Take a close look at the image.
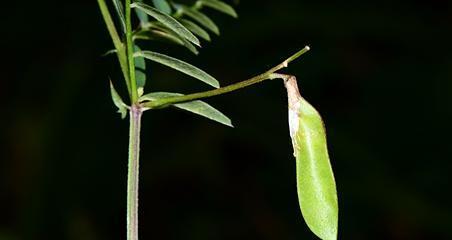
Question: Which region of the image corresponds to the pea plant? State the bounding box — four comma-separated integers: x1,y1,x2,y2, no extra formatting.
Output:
96,0,338,239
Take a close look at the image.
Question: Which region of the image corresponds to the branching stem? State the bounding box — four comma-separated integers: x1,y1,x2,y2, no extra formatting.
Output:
98,1,311,240
142,46,310,109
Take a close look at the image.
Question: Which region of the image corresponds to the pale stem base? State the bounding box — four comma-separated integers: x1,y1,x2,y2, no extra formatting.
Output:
127,105,142,240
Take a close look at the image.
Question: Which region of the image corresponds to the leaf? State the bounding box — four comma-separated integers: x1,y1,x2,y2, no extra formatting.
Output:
199,0,238,18
134,45,146,96
131,2,200,46
102,49,118,57
136,51,219,88
173,34,199,55
152,0,172,14
112,0,126,34
110,81,128,119
134,29,185,45
178,5,219,35
140,92,232,127
145,22,199,54
134,0,149,25
134,28,198,54
284,77,338,240
179,19,211,41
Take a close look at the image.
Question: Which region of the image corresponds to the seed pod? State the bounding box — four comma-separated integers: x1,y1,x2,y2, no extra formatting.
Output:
284,76,338,240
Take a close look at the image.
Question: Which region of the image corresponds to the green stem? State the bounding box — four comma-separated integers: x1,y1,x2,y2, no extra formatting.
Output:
126,0,138,103
127,105,142,240
143,46,310,109
96,0,131,97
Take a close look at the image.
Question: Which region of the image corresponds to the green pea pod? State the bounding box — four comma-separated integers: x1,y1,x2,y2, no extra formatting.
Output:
284,77,338,240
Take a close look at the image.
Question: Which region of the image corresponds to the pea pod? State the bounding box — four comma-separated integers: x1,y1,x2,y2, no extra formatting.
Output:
284,77,338,240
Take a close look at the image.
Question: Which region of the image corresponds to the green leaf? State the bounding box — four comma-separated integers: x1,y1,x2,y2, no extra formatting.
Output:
134,45,146,96
131,2,200,46
134,29,185,45
152,0,172,14
134,28,198,54
102,49,118,57
134,0,149,25
199,0,238,18
112,0,126,34
284,77,338,240
178,5,219,35
173,35,199,55
135,51,219,88
140,92,232,127
110,81,128,119
144,22,199,54
179,19,211,41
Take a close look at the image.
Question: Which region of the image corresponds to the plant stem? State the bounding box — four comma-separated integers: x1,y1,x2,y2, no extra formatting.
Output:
142,46,310,109
125,4,140,238
96,0,131,96
126,0,138,103
127,104,142,240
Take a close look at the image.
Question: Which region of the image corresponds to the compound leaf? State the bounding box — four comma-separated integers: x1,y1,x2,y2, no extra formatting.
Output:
135,51,219,88
140,92,232,127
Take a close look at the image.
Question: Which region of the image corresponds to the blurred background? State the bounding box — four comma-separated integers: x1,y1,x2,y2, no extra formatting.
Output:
1,0,451,239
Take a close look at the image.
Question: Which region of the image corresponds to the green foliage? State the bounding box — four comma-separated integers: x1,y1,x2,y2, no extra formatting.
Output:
112,0,126,33
134,28,185,45
285,77,338,240
143,22,200,54
110,81,128,119
176,4,220,35
119,0,239,105
105,0,235,104
97,0,131,94
123,0,239,103
98,1,338,239
134,45,146,96
131,2,200,46
198,0,238,18
179,19,211,41
135,51,219,88
102,48,118,56
140,92,232,127
134,0,149,25
152,0,172,14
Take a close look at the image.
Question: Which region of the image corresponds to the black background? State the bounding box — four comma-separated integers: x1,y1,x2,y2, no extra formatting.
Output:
1,0,452,239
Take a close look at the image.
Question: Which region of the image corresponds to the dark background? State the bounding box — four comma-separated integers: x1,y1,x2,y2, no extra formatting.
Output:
1,0,451,239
